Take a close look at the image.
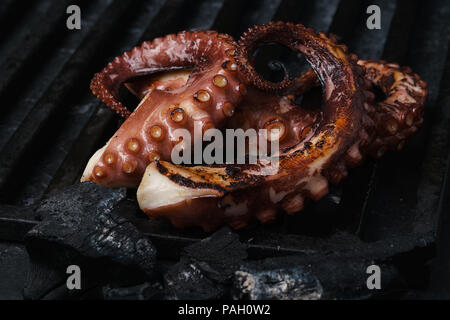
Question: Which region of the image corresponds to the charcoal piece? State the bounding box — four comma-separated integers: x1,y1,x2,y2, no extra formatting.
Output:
182,227,248,282
233,253,399,300
23,182,157,300
34,181,127,221
164,261,223,300
234,266,323,300
164,227,247,299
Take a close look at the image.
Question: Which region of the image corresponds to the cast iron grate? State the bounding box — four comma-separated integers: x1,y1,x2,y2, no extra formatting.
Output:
0,0,449,298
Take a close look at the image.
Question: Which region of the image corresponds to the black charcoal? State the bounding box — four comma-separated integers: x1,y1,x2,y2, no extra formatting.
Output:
164,227,247,299
234,252,400,300
23,182,157,299
234,265,323,300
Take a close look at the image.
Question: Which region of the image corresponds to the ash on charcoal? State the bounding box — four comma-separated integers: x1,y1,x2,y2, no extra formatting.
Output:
233,259,323,300
164,227,247,299
164,261,222,300
23,182,157,300
233,252,400,300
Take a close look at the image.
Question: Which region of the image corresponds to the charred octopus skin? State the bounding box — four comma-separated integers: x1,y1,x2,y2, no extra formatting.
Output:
82,31,244,188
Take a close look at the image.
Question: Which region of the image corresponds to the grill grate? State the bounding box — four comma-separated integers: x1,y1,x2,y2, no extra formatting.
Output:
0,0,449,297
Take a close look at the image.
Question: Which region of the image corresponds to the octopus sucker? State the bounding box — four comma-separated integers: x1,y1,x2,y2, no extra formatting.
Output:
82,22,427,231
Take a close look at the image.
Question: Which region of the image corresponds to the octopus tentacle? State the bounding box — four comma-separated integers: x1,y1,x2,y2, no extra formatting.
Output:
90,31,238,118
235,24,292,92
283,59,428,159
359,60,428,157
137,22,371,230
82,31,244,188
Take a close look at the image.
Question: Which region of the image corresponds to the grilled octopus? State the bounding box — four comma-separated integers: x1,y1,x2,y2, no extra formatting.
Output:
82,22,427,231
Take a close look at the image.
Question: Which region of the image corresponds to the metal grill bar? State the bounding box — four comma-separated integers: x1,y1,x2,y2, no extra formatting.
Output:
0,1,73,100
0,0,25,48
0,0,140,200
0,1,113,152
211,0,251,36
